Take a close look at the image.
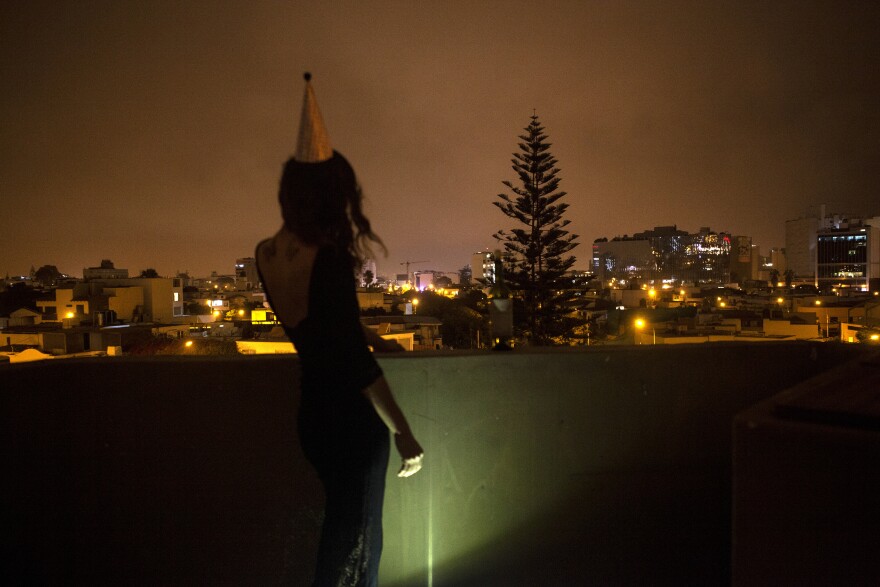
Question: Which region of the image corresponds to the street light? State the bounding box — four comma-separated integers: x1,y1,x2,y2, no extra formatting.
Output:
634,318,655,345
412,297,419,315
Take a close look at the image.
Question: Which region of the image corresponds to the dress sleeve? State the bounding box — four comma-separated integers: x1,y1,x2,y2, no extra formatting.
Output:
310,247,383,392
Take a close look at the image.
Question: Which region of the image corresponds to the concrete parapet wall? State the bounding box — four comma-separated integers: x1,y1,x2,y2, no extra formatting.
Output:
0,342,865,585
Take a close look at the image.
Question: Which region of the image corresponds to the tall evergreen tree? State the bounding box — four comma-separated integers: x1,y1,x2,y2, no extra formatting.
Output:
493,113,579,344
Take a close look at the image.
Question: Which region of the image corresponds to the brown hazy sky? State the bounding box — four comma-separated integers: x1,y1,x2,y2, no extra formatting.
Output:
2,1,878,278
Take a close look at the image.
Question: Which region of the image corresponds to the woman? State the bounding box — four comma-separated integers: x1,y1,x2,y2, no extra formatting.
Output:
256,74,423,586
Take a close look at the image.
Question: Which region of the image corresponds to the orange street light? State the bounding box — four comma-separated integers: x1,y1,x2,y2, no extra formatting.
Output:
634,318,655,345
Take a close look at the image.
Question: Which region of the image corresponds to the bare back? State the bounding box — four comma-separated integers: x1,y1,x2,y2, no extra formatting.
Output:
255,228,319,331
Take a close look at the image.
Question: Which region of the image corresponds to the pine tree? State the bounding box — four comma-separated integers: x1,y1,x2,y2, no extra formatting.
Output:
493,113,579,344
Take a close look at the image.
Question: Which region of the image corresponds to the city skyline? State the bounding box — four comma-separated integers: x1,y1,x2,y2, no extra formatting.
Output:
2,1,878,278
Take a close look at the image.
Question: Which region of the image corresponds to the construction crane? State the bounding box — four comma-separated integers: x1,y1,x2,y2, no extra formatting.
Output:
400,260,428,284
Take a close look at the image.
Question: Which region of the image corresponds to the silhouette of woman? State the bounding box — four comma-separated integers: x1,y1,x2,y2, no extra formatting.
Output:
256,73,423,586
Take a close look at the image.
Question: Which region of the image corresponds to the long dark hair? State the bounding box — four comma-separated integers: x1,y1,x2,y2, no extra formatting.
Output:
279,151,385,267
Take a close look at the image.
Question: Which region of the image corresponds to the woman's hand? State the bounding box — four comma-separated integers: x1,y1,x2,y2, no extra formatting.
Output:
361,376,423,477
395,432,424,478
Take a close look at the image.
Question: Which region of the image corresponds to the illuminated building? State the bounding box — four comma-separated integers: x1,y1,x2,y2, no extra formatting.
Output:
471,250,496,284
816,221,880,291
786,205,880,283
593,226,733,285
592,238,653,284
235,257,259,290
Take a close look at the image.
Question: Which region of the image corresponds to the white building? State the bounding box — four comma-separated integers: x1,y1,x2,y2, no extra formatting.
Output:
471,250,496,284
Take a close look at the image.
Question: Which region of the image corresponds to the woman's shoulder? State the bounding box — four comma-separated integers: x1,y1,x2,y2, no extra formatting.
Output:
256,230,322,283
255,236,274,264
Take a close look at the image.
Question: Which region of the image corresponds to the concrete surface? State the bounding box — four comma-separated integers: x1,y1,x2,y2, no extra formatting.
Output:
0,342,866,585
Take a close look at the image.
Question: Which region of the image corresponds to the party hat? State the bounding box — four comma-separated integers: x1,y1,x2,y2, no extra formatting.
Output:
294,72,333,163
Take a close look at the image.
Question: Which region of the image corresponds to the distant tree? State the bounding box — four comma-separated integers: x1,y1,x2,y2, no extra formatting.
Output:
34,265,62,286
139,268,160,278
493,113,580,344
458,266,472,286
783,269,794,289
457,288,487,313
410,290,486,349
769,268,780,288
225,295,256,320
363,269,374,287
434,275,453,288
699,294,711,311
0,282,41,315
856,327,880,344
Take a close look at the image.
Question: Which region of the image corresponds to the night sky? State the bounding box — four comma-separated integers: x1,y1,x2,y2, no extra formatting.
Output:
2,1,878,279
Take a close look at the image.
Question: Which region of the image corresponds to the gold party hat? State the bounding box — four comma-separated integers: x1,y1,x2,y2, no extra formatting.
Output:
294,72,333,163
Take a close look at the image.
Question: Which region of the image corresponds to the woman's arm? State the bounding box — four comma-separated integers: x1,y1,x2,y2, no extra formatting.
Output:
362,376,424,477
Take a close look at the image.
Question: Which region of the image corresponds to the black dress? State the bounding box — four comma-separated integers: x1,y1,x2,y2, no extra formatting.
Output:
258,243,390,587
